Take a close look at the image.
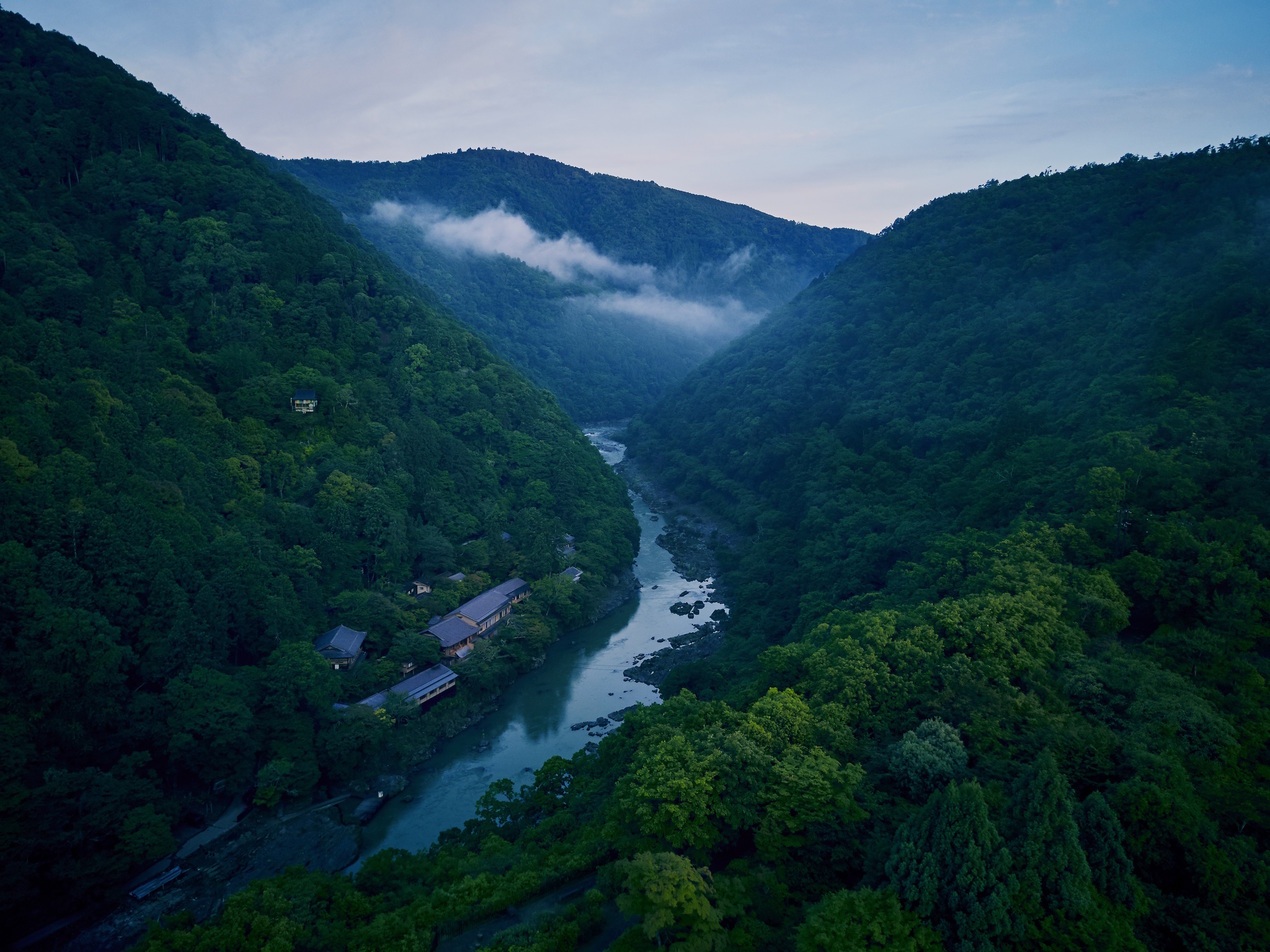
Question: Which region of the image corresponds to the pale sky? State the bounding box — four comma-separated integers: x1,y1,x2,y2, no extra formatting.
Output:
7,0,1268,231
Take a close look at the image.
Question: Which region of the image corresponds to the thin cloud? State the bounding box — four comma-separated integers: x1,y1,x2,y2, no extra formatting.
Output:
371,200,764,337
585,286,761,337
715,245,755,280
371,200,653,284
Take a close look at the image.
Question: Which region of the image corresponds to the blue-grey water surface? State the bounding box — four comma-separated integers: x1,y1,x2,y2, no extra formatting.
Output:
353,431,725,862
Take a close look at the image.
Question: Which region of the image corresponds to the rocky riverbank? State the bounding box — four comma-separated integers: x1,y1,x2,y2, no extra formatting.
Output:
612,452,739,687
614,456,739,585
622,619,726,687
587,563,640,622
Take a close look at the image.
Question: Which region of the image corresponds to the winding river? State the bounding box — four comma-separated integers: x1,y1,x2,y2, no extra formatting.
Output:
354,430,726,862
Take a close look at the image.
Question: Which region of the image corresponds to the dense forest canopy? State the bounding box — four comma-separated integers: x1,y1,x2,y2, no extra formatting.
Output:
276,152,868,419
143,141,1270,951
629,142,1270,645
5,8,1269,951
0,10,636,938
618,139,1270,947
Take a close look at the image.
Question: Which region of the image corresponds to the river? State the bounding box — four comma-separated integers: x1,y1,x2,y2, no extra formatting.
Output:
354,430,726,862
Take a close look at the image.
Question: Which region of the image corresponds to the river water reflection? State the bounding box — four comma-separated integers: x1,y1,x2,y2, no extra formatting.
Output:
354,431,725,862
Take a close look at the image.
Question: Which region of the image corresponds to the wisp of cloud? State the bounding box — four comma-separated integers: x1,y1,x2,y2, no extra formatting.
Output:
587,286,758,336
372,200,654,284
370,200,764,338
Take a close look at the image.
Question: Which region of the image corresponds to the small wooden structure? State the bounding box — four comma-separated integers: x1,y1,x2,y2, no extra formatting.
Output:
129,866,182,900
291,389,318,413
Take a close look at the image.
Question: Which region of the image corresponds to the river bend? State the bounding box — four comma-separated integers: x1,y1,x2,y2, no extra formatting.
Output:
355,431,726,861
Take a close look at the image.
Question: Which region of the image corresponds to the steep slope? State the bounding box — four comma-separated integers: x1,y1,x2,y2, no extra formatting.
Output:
628,143,1270,640
0,11,635,935
276,151,869,419
618,141,1270,944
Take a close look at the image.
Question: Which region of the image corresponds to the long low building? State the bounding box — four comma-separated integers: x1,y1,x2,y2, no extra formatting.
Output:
357,664,458,713
425,577,530,656
490,577,530,603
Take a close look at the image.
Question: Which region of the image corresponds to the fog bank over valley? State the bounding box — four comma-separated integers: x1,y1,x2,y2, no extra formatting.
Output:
371,199,764,338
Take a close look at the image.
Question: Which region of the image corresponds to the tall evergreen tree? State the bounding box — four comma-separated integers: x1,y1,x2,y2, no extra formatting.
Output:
886,780,1018,952
1076,792,1137,908
1008,749,1094,920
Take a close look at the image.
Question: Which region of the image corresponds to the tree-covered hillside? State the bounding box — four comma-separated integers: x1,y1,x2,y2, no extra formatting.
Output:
143,142,1270,951
629,143,1270,645
276,152,869,419
620,140,1270,946
0,10,636,937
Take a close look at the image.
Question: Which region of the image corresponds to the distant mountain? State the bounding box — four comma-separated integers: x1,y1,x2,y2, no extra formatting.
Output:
0,10,635,935
275,151,869,419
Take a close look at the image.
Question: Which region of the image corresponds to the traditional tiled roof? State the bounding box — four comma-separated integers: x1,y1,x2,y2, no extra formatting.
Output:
391,664,457,703
560,566,583,582
293,389,317,401
426,615,477,648
455,589,510,626
491,577,529,600
314,624,366,660
357,664,458,709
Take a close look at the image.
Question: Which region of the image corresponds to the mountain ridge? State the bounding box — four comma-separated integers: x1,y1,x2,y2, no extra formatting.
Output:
275,150,869,418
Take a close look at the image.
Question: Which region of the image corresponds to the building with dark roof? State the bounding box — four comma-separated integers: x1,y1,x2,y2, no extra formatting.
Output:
561,566,584,583
426,615,478,658
313,624,366,669
423,578,531,658
291,389,318,413
490,577,530,604
358,664,457,713
453,589,513,632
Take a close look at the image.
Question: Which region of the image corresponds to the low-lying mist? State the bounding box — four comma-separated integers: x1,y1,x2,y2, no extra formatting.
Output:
370,200,764,338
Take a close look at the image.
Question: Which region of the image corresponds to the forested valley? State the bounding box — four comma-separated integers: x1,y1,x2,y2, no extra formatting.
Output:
3,8,1269,952
277,152,868,420
0,11,636,940
136,141,1270,950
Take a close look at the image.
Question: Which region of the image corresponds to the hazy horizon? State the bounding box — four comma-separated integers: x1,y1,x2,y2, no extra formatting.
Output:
7,1,1267,232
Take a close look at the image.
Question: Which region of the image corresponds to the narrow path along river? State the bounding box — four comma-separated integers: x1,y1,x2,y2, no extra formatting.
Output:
353,430,726,863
